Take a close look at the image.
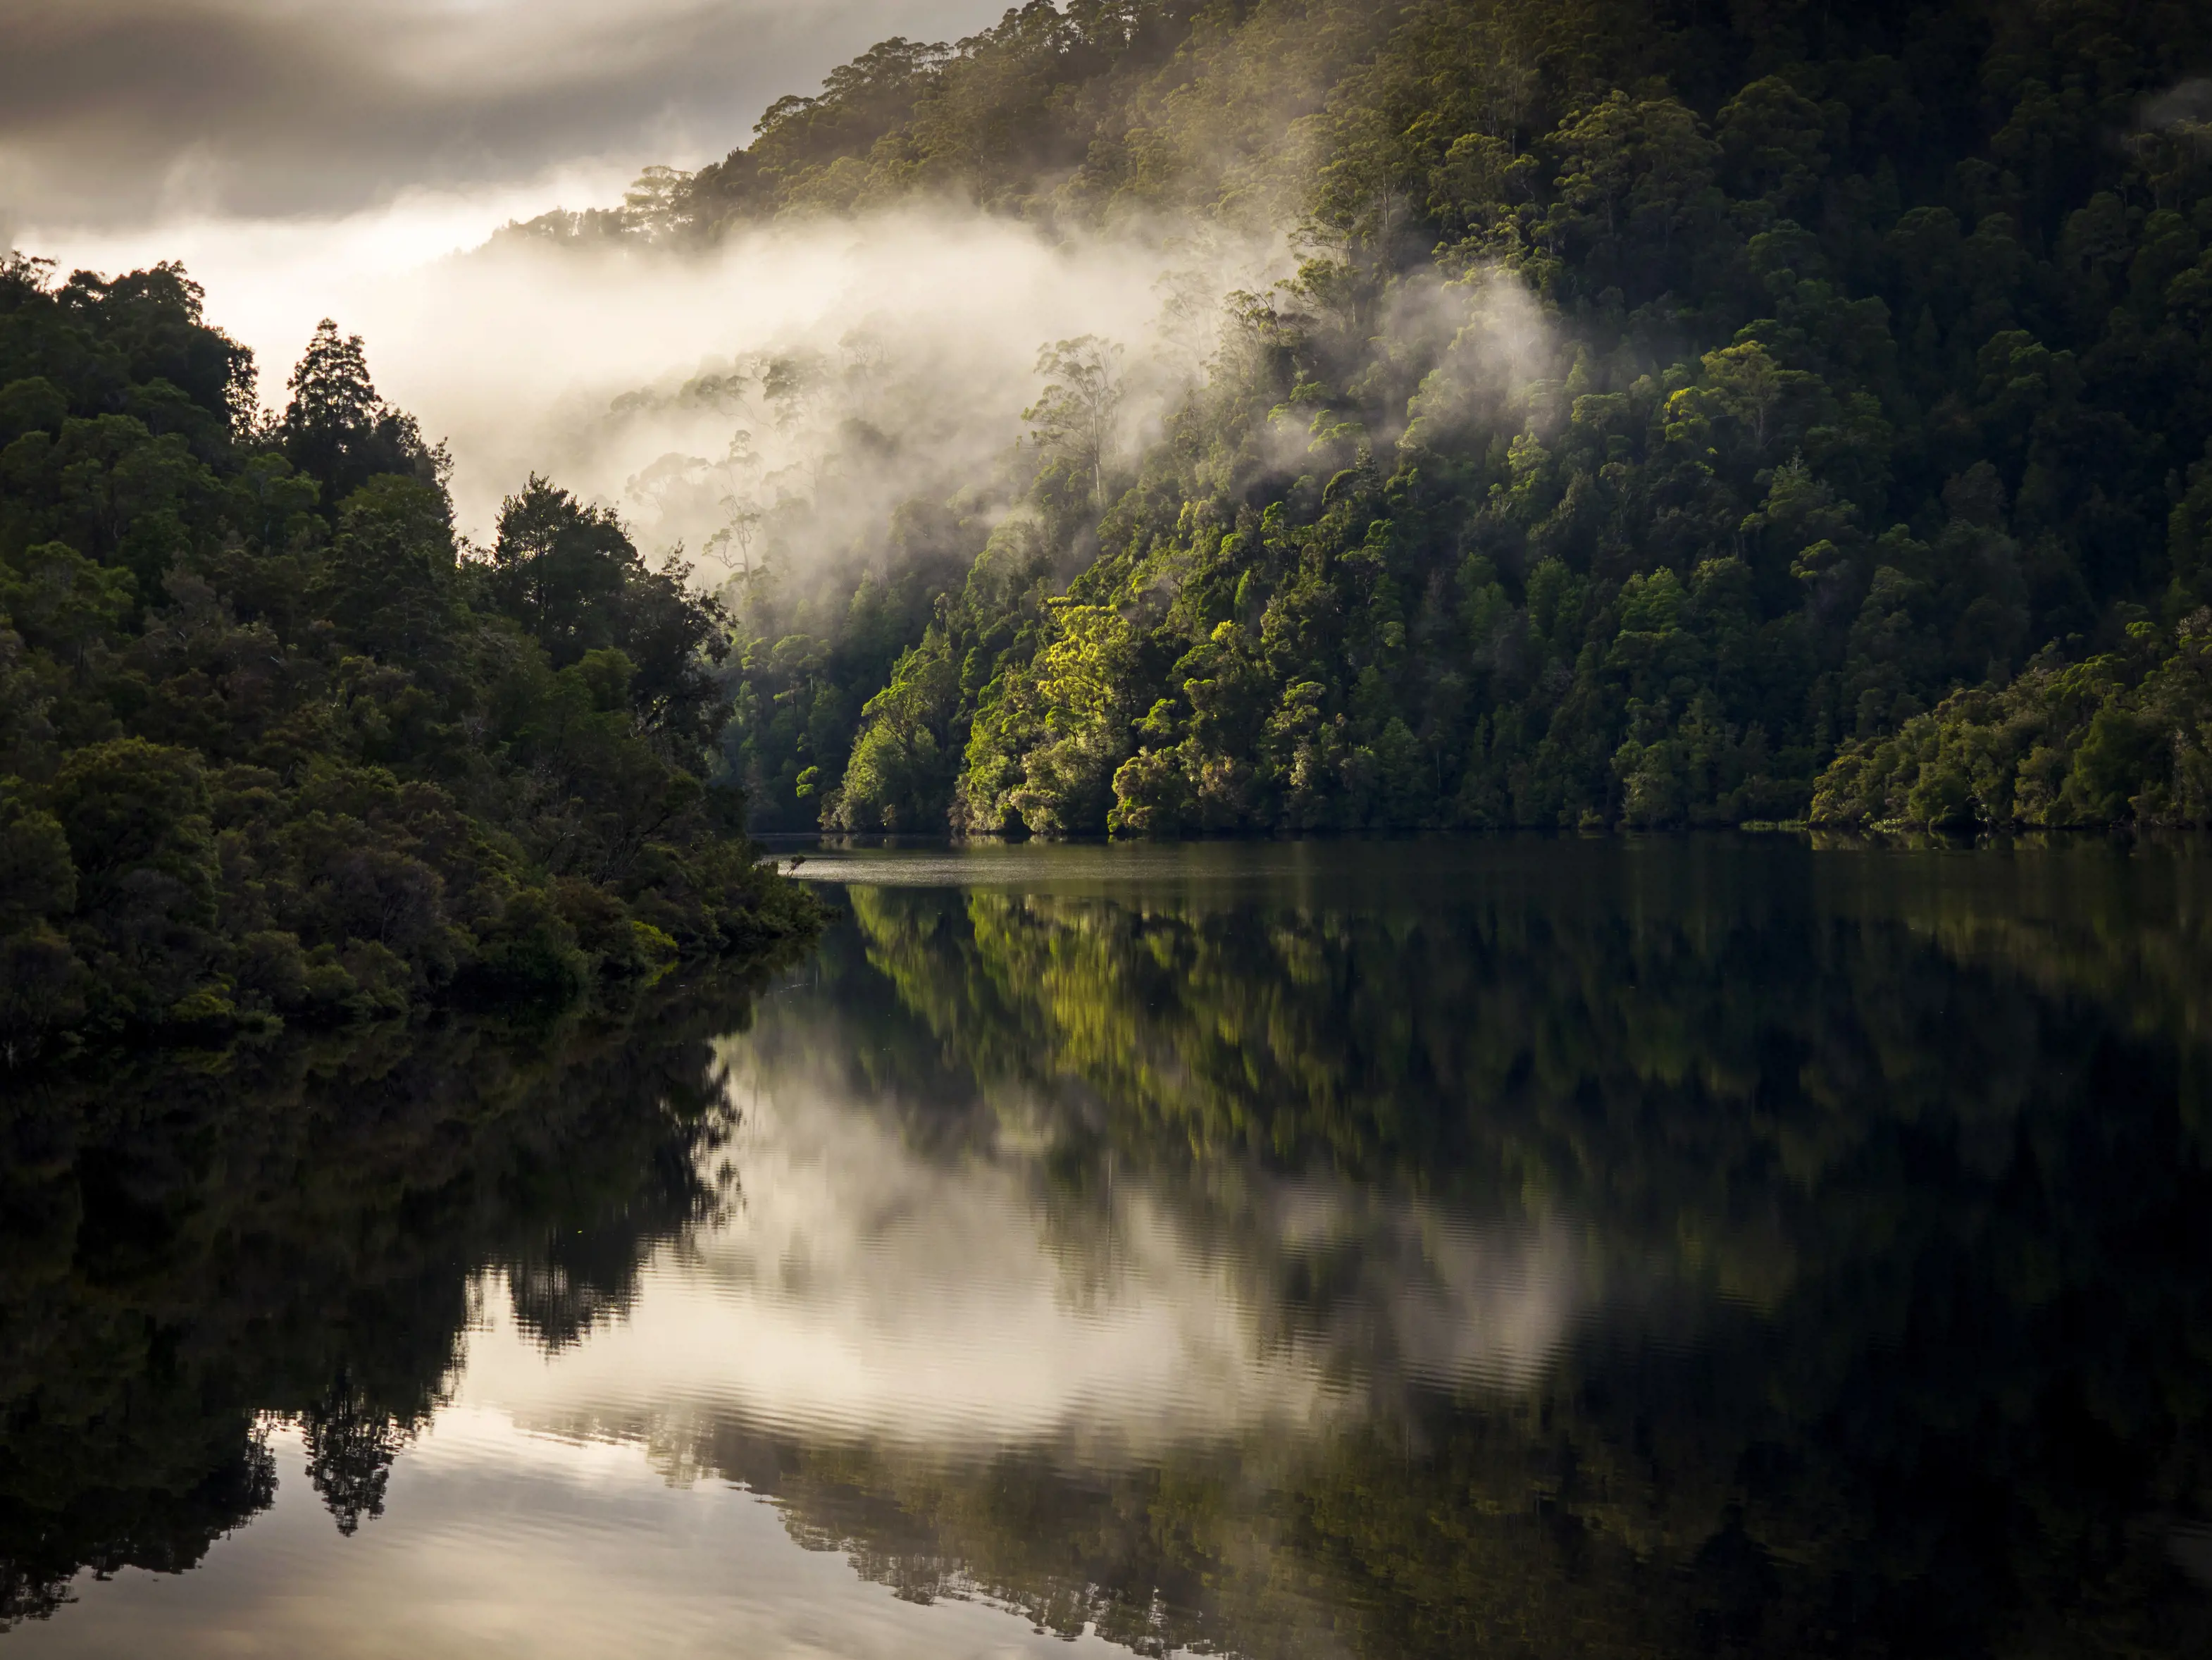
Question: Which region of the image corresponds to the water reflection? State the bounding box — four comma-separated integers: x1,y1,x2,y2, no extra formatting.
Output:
0,960,769,1634
4,838,2212,1656
476,1058,1599,1454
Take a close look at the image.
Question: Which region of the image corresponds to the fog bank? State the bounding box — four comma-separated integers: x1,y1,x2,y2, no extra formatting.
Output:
370,211,1278,556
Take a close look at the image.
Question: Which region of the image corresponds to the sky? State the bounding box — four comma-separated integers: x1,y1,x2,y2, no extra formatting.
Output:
0,1,1014,394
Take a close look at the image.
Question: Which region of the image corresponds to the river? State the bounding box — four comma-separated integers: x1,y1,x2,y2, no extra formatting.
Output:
5,836,2211,1656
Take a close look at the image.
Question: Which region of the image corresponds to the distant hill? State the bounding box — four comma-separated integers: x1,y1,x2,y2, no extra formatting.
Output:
513,0,2212,838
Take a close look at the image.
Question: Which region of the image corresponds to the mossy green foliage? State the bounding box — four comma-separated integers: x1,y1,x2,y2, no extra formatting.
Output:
0,263,816,1055
1813,610,2212,827
583,0,2212,836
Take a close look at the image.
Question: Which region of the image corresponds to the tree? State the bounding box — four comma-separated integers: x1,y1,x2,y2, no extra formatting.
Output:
1025,336,1125,516
485,476,731,749
319,475,463,667
485,476,638,663
280,320,444,507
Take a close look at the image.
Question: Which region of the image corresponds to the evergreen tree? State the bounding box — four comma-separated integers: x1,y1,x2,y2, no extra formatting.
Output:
280,319,443,507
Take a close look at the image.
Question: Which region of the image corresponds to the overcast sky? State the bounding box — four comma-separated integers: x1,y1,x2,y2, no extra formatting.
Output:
0,1,1017,411
0,0,1010,232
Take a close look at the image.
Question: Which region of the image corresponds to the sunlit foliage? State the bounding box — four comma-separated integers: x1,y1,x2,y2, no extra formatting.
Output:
622,0,2212,836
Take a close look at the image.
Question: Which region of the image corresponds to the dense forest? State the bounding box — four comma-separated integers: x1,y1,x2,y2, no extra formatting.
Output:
514,0,2212,837
10,0,2211,1052
0,259,817,1055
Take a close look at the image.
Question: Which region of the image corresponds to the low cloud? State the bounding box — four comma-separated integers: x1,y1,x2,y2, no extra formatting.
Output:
341,208,1279,556
2142,78,2212,131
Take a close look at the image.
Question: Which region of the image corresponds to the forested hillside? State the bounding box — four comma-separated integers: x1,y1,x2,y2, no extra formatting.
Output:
0,261,815,1055
542,0,2212,836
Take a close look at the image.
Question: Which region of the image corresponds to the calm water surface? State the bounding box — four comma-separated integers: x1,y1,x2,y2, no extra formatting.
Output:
6,838,2212,1656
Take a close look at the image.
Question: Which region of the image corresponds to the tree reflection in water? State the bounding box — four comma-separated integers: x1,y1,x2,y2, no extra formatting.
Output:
0,953,785,1626
2,838,2211,1657
738,838,2212,1658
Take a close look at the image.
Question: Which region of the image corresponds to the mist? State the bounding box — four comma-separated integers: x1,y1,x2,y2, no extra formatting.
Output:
20,196,1522,611
455,1003,1605,1468
328,209,1284,571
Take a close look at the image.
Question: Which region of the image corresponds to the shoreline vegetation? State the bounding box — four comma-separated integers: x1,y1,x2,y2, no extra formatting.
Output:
783,819,2212,846
509,0,2212,843
0,266,824,1062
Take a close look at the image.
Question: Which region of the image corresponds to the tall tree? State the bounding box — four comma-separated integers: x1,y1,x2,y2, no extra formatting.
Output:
280,319,443,507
